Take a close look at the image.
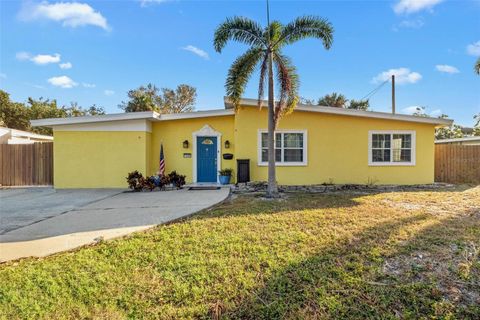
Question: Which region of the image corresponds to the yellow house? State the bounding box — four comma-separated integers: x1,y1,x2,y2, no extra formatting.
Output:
31,98,452,188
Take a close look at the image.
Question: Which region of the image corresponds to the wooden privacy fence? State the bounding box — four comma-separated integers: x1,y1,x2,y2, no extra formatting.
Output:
0,142,53,186
435,144,480,184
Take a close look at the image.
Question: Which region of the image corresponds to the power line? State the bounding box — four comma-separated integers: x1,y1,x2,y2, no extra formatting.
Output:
360,79,389,101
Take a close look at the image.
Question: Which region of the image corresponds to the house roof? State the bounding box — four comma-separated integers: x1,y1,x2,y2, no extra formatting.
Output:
435,136,480,144
31,97,453,128
229,98,453,126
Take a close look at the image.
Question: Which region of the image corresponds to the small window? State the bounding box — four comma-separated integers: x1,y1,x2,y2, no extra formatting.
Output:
259,131,307,166
369,131,415,166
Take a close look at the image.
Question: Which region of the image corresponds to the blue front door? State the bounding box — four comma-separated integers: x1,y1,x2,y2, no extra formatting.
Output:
197,136,217,182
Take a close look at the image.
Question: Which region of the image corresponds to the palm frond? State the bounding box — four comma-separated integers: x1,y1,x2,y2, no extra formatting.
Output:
273,52,299,124
214,17,266,52
475,57,480,75
264,21,283,45
275,16,333,49
257,54,269,108
226,48,265,109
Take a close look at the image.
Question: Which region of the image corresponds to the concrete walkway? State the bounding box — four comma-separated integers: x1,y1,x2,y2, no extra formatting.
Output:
0,188,230,262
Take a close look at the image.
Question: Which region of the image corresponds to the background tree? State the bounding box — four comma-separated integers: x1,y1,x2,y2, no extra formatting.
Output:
158,85,196,114
63,102,105,117
85,104,106,116
120,84,196,113
0,90,30,131
0,89,106,135
473,113,480,136
119,83,159,112
347,99,369,111
317,92,347,108
475,57,480,75
214,15,333,197
303,93,369,110
410,107,469,140
434,114,463,140
411,106,428,117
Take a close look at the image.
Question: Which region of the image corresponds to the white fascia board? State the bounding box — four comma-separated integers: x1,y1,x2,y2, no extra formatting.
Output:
30,109,233,128
157,109,234,121
31,111,159,127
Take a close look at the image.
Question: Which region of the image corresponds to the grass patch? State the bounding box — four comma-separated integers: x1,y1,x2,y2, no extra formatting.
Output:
1,186,479,319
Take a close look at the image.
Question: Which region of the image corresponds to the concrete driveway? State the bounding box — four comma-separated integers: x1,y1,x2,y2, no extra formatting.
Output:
0,187,230,262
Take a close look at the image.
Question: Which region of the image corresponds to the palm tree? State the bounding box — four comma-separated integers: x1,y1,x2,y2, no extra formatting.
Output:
475,57,480,75
214,16,333,197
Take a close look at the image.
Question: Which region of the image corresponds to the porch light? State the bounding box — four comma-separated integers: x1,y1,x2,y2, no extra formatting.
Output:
183,140,189,149
224,140,230,149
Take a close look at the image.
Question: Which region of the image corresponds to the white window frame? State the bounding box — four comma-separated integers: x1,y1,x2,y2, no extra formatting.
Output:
257,129,308,166
368,130,416,166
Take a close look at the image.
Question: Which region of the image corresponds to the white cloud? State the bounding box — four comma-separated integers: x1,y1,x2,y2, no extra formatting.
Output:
104,89,115,96
182,45,209,60
402,106,422,114
82,83,96,88
16,52,61,65
402,106,442,117
435,64,459,74
59,62,72,69
23,82,46,89
429,109,442,117
399,18,425,29
394,0,444,14
31,53,61,65
20,1,109,30
139,0,169,7
16,51,31,61
466,41,480,56
47,76,78,88
372,67,422,85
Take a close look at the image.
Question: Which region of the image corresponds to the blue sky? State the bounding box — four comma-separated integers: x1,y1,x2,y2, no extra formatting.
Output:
0,0,479,126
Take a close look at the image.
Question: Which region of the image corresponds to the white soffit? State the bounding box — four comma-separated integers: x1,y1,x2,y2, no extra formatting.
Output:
53,119,152,132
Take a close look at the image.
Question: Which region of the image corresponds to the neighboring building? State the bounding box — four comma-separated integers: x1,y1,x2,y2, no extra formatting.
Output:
0,127,53,144
31,98,452,188
435,136,480,146
460,126,474,136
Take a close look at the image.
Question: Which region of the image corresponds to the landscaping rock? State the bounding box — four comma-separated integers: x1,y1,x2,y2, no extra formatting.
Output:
233,181,456,194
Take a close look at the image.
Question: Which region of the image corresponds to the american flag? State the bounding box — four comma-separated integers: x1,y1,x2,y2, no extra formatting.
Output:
159,144,165,176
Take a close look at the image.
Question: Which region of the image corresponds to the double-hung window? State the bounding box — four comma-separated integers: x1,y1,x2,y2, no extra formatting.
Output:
258,130,307,166
368,131,415,166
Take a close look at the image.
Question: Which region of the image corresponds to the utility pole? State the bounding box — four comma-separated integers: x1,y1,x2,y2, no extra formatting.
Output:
266,0,270,28
391,74,396,114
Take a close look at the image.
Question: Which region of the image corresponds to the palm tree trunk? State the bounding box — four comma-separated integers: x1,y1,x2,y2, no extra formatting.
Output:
266,51,279,198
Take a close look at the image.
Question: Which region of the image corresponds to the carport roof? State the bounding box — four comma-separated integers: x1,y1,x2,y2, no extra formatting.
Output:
31,109,235,127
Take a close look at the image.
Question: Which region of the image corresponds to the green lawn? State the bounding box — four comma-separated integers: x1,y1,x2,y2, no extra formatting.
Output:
1,186,479,319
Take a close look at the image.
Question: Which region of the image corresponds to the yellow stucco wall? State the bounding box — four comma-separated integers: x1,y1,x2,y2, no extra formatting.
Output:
53,131,150,188
150,115,235,183
52,107,437,188
235,106,435,185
